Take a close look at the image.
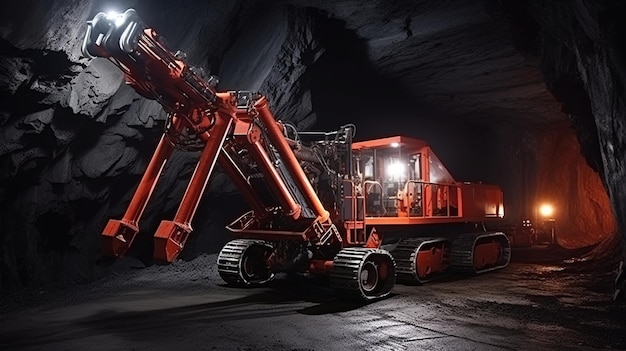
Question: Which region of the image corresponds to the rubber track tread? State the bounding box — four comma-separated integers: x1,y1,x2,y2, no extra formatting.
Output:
217,239,271,285
392,237,449,284
450,232,511,274
330,247,395,300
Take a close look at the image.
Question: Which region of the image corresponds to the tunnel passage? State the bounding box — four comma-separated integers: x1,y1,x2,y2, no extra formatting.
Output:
305,7,618,256
0,0,622,296
534,124,616,249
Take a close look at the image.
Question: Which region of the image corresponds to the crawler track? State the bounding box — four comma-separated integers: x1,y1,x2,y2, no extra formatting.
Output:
217,239,274,286
392,237,451,284
450,232,511,274
330,247,396,300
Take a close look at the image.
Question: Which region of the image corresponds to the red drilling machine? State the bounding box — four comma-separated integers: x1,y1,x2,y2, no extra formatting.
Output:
83,9,510,300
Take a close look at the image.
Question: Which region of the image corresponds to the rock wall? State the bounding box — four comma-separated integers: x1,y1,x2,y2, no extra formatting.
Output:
535,123,616,248
532,0,626,297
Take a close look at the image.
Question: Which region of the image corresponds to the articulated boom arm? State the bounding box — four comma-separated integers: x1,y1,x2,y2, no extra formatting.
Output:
83,9,335,262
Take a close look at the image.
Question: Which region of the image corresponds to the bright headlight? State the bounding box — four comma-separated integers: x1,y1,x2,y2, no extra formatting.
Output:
386,161,404,178
106,10,125,27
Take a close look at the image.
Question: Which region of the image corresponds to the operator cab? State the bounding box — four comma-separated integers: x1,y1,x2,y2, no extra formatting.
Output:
352,136,459,218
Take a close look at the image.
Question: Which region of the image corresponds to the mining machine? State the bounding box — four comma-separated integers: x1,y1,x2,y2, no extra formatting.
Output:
83,9,510,300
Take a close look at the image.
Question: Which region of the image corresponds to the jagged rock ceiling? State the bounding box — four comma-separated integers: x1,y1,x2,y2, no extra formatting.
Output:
296,0,565,128
0,0,624,296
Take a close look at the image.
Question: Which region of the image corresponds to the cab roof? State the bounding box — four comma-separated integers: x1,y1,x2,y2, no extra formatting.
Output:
352,136,428,151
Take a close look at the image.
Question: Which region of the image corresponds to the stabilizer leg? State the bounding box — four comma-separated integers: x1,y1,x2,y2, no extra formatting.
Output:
153,118,233,262
102,135,173,258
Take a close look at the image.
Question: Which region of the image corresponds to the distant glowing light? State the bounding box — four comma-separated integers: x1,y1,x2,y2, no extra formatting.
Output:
390,142,399,148
539,204,554,218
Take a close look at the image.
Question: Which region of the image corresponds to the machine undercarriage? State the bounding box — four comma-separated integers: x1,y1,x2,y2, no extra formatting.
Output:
83,8,511,301
215,230,510,300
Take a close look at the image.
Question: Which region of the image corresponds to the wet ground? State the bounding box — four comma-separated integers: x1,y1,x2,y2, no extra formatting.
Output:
1,246,625,350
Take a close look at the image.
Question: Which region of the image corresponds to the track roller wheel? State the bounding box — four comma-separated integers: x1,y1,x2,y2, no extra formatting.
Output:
217,239,274,286
450,232,511,274
391,237,451,284
330,247,396,301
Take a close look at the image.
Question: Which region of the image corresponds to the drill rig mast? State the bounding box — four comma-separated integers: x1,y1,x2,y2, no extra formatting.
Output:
83,9,509,300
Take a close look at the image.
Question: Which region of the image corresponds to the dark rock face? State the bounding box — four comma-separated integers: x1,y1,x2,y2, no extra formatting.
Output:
533,0,626,297
0,0,622,296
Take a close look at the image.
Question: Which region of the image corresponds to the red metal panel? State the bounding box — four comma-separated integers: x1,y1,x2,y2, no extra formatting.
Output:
460,183,504,218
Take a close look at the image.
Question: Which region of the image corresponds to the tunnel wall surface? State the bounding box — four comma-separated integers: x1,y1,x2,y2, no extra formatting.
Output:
535,123,616,249
532,1,626,291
